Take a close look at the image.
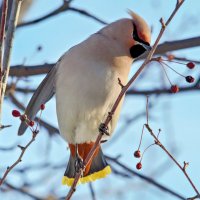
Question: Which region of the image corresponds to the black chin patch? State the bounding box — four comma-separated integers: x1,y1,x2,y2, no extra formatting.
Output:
130,44,146,58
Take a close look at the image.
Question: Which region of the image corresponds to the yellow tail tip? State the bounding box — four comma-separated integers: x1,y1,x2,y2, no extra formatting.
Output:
62,165,112,186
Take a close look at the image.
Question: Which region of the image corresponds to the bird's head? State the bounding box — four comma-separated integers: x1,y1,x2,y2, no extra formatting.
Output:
128,10,151,58
99,10,151,59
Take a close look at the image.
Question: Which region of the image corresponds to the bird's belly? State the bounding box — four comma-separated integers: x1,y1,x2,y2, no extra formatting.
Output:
56,64,122,144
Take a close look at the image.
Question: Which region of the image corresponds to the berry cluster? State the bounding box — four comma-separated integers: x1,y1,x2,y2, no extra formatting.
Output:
134,150,142,170
133,126,161,170
133,125,144,170
12,104,45,128
158,55,196,94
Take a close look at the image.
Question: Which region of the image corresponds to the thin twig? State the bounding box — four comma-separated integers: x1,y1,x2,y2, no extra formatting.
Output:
0,130,38,186
0,143,17,151
146,96,149,125
4,181,43,200
89,182,96,200
145,123,200,197
17,3,107,28
145,96,200,197
65,1,185,199
187,195,200,200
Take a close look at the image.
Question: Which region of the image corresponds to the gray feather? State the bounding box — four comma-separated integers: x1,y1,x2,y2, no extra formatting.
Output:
18,65,57,135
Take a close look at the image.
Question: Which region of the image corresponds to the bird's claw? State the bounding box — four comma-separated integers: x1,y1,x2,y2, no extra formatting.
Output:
99,123,110,136
74,156,85,174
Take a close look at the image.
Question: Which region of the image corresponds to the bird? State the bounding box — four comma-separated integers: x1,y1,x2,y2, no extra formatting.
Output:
18,10,151,186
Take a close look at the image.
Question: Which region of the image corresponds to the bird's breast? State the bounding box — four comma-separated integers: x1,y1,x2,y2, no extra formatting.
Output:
56,58,122,143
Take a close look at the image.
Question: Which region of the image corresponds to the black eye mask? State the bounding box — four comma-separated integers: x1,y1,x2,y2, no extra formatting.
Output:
130,44,146,58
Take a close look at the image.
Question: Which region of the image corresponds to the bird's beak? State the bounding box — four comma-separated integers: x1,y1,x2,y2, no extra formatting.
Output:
142,43,152,51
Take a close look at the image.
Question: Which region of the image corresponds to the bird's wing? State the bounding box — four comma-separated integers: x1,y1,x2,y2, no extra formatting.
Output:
18,64,57,135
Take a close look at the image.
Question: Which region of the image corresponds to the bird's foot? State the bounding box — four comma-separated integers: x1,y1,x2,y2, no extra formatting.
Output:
74,155,85,174
99,123,110,136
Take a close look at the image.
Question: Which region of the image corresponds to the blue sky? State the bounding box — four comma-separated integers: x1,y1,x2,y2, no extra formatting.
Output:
1,0,200,199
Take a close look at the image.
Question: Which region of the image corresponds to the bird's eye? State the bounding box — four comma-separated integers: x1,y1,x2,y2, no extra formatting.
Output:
129,44,146,58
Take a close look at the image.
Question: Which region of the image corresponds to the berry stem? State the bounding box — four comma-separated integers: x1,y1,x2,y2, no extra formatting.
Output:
35,110,42,132
161,61,185,77
137,124,145,150
159,62,173,86
140,143,156,163
146,96,149,125
162,59,186,65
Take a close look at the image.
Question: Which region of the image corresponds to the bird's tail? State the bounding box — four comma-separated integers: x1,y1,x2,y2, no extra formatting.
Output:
62,142,111,186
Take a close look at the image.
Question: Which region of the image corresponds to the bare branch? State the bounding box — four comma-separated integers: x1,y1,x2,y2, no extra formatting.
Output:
0,130,38,186
126,85,200,96
152,37,200,57
17,2,107,29
68,7,107,25
88,183,96,200
0,144,17,151
144,97,199,197
10,63,54,77
8,36,200,78
187,195,200,200
145,123,200,198
0,0,22,126
0,0,8,81
4,181,43,200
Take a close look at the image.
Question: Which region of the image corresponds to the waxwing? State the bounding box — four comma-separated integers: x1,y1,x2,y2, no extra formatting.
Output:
18,10,151,186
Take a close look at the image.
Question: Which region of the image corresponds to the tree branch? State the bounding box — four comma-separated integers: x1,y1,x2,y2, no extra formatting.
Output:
0,130,38,186
0,0,22,127
4,181,43,200
126,85,200,96
145,123,200,198
88,182,96,200
8,36,200,77
17,2,107,29
10,63,54,77
0,0,8,90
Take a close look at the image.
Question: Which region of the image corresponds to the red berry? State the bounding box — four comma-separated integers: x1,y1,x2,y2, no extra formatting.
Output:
40,104,45,110
136,162,142,170
185,76,194,83
134,150,141,158
171,85,179,93
186,62,195,69
29,121,34,127
167,54,175,61
12,110,21,117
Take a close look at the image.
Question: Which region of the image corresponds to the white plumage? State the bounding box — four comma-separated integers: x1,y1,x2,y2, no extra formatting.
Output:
56,28,133,143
